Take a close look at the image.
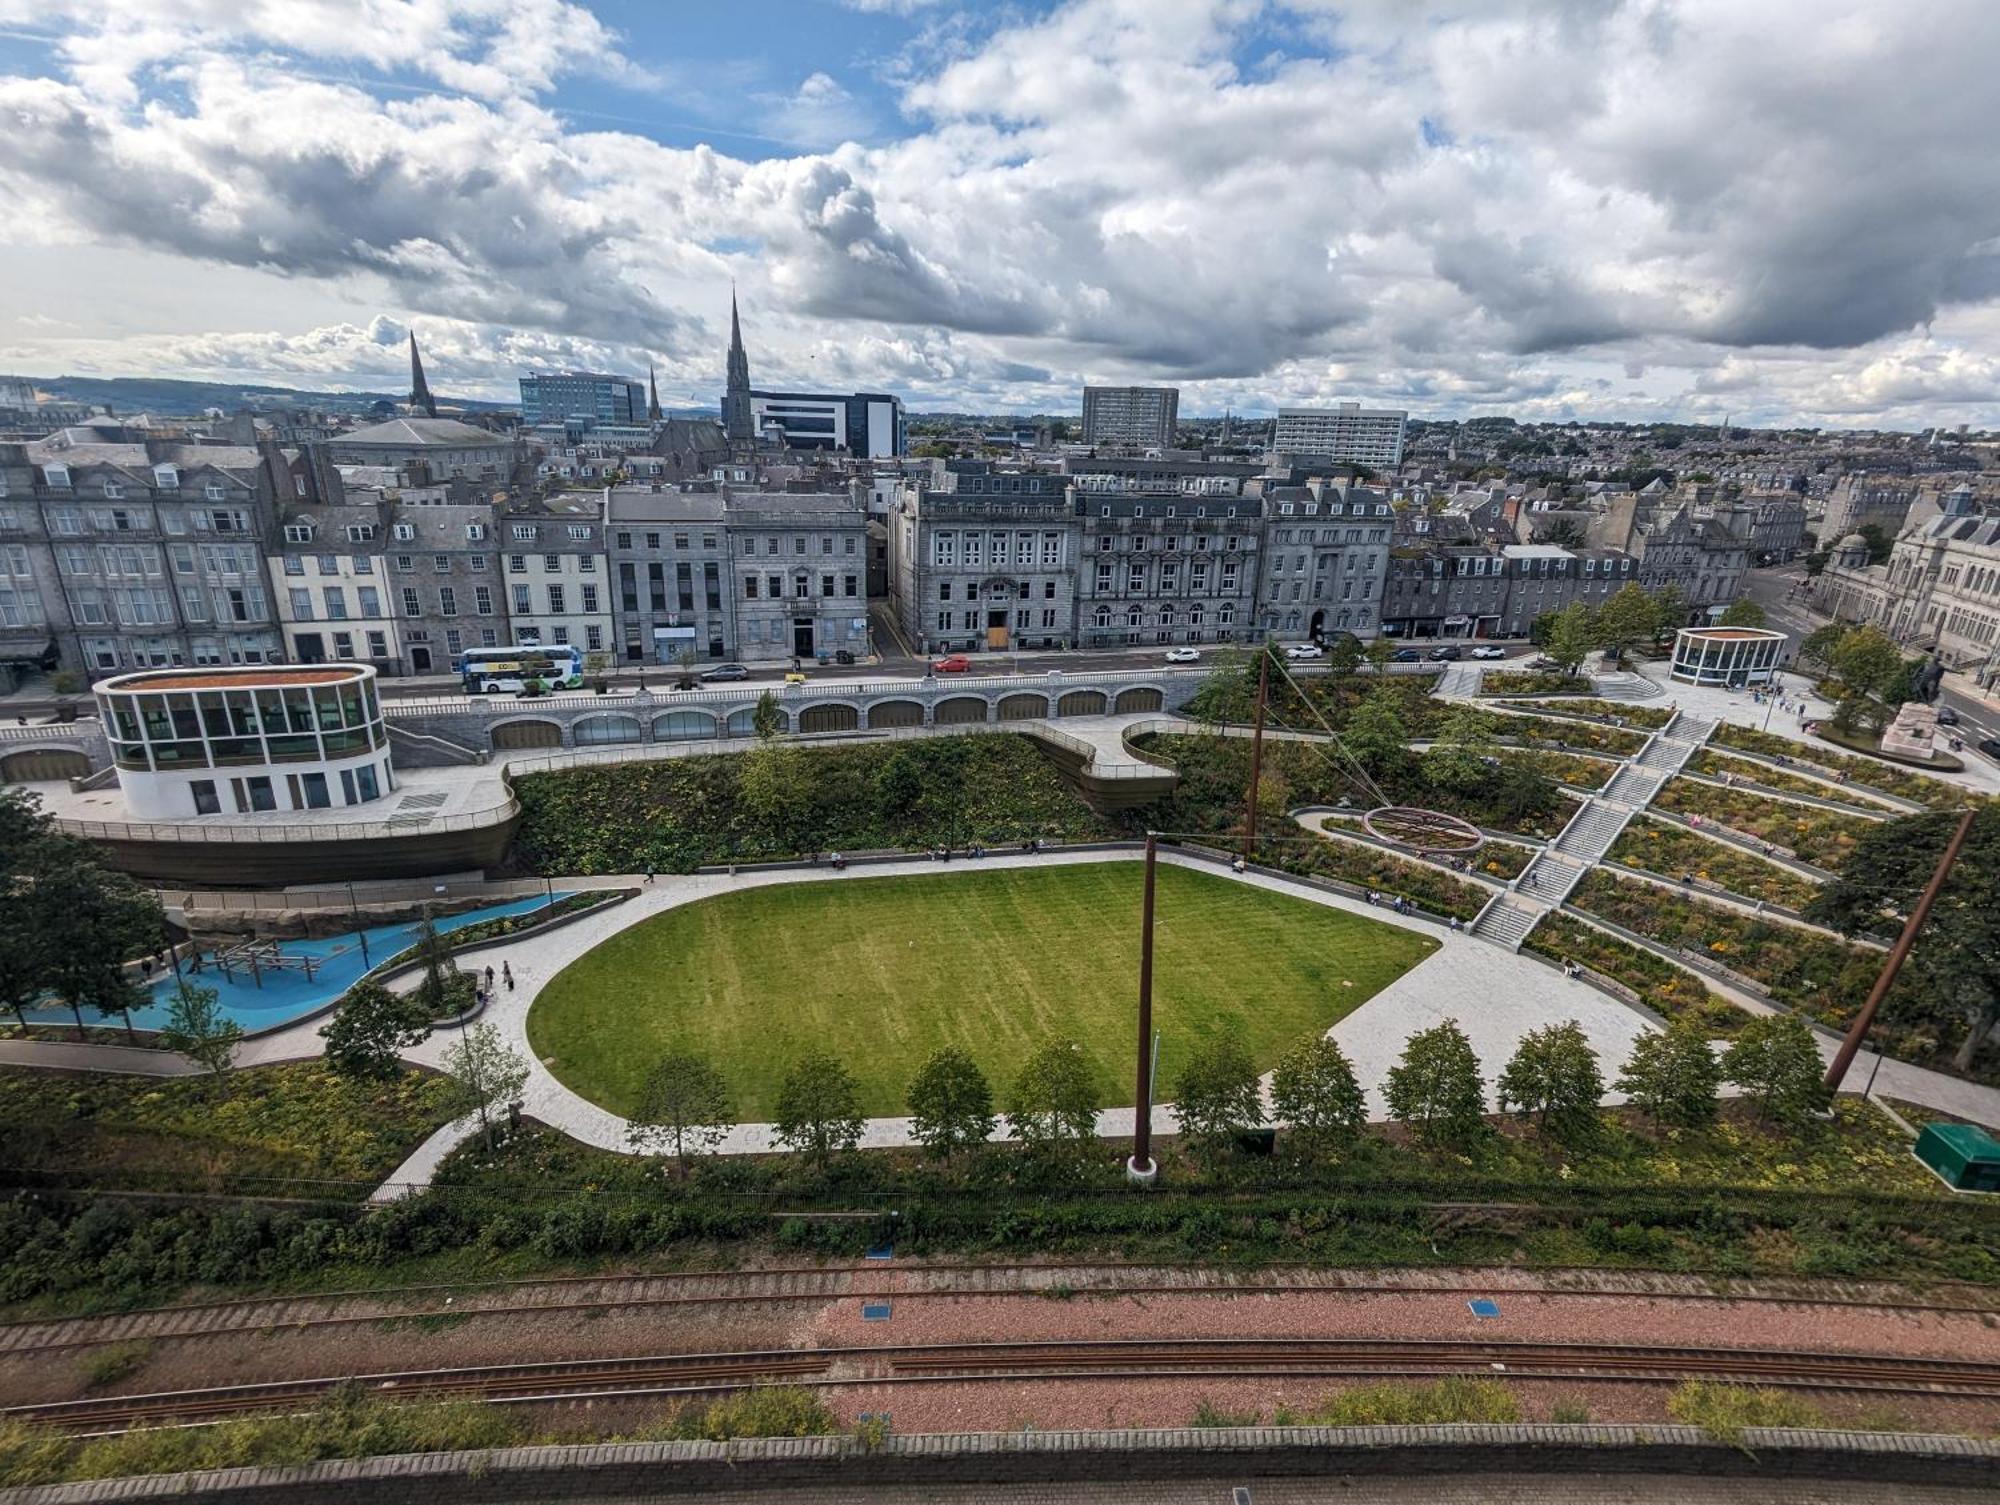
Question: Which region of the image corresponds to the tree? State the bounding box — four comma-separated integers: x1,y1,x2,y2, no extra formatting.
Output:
1806,808,2000,1071
1341,690,1412,782
1649,585,1689,639
1422,709,1499,795
905,1046,996,1160
1798,623,1848,673
27,842,162,1041
1721,1014,1826,1127
1594,583,1658,664
157,981,242,1076
751,689,784,742
321,980,435,1079
442,1022,530,1142
1006,1035,1101,1165
410,911,457,1017
1170,1038,1263,1159
1544,602,1595,676
772,1049,866,1165
1614,1017,1722,1130
1269,1032,1366,1158
1534,518,1585,548
1383,1019,1486,1146
1495,1020,1604,1144
1717,598,1767,629
1826,627,1905,733
673,646,699,690
1323,633,1364,677
627,1047,736,1175
1856,522,1894,564
1363,636,1396,674
737,742,811,849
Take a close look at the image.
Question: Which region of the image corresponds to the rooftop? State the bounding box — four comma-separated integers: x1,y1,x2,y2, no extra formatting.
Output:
101,665,367,694
333,418,509,447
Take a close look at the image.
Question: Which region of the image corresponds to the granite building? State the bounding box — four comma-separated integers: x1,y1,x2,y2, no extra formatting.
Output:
725,491,870,661
606,489,733,664
887,464,1078,655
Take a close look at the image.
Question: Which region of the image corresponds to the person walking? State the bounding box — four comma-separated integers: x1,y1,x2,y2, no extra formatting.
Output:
484,966,495,991
502,961,515,992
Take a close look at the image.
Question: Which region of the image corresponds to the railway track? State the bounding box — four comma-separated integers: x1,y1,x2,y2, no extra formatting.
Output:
4,1263,1995,1357
13,1337,2000,1433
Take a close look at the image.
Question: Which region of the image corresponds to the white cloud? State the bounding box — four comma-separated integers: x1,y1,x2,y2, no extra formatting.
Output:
2,0,1999,426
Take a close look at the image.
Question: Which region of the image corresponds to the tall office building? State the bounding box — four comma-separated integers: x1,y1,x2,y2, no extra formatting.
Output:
1273,404,1408,469
518,371,648,428
1082,386,1179,448
719,295,905,457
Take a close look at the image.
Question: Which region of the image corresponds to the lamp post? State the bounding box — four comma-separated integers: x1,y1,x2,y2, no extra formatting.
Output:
1127,832,1159,1185
347,880,370,966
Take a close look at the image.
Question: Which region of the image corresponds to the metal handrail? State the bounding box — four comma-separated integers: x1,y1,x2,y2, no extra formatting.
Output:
51,795,519,844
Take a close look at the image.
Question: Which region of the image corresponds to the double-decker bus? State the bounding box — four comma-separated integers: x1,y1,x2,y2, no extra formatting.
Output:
456,644,585,694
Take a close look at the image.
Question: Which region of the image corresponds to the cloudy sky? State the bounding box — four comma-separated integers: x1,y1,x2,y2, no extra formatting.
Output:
2,0,1998,427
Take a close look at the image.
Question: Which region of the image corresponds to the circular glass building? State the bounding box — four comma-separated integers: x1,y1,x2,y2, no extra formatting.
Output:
94,664,394,820
1669,626,1786,688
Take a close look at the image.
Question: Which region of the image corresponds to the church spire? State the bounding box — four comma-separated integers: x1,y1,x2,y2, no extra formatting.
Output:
722,285,754,442
647,362,663,422
407,330,437,419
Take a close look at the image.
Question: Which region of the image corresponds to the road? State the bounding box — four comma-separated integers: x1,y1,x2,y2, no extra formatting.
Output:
1744,564,2000,752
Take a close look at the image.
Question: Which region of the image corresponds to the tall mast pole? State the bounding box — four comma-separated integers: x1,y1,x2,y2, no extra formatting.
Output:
1243,649,1270,858
1824,807,1975,1093
1128,832,1159,1184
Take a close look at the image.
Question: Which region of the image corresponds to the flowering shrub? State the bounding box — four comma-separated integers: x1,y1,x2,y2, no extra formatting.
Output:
1479,670,1593,697
1262,831,1491,919
1688,750,1898,807
1494,697,1675,729
1603,818,1820,910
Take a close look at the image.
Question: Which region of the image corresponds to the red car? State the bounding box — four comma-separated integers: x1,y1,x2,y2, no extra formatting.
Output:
930,655,972,673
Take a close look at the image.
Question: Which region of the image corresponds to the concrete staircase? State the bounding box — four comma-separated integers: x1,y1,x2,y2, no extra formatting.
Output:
1604,764,1667,805
1553,797,1633,860
1518,849,1588,904
1435,662,1484,697
1469,893,1544,951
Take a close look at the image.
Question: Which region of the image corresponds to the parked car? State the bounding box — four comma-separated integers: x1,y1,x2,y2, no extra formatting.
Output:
930,655,972,673
1528,655,1561,671
1164,647,1201,663
1391,648,1422,662
1979,738,2000,761
833,649,856,665
1283,642,1323,660
1470,645,1507,659
700,663,750,682
1936,705,1960,726
783,671,808,685
1428,645,1463,661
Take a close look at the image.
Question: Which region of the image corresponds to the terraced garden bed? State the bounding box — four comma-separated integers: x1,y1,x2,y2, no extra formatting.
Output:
1478,670,1594,696
1493,697,1675,729
1650,779,1878,870
1710,724,1977,810
1523,911,1747,1036
1602,818,1821,910
1687,750,1901,808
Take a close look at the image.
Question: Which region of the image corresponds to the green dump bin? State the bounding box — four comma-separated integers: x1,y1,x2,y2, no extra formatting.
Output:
1914,1122,2000,1192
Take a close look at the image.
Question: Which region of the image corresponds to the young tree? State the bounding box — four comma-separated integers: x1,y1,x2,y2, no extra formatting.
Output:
1383,1019,1486,1147
751,689,784,742
1189,646,1257,721
1170,1038,1263,1159
1806,808,2000,1070
1826,627,1905,733
1422,709,1499,795
157,980,242,1076
1593,583,1658,665
1614,1016,1723,1130
1798,623,1849,674
1717,598,1767,629
410,911,457,1017
673,646,699,690
1495,1020,1604,1144
737,742,811,850
1649,585,1689,640
1323,633,1364,677
905,1046,996,1160
1721,1014,1827,1127
627,1047,736,1176
772,1049,866,1165
321,981,435,1079
1363,636,1396,674
1544,602,1596,676
1341,690,1412,782
1269,1032,1366,1158
1006,1035,1102,1165
442,1022,530,1142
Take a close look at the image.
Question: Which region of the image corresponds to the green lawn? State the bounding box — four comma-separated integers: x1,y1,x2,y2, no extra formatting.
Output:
528,862,1438,1119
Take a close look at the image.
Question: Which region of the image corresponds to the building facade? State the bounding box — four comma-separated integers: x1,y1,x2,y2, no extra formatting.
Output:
1256,483,1394,641
606,490,733,664
500,493,613,659
326,418,518,488
888,467,1078,656
1381,544,1639,638
1082,386,1179,449
383,502,505,675
724,492,870,661
269,495,400,671
1272,405,1409,470
1074,483,1263,649
517,371,647,428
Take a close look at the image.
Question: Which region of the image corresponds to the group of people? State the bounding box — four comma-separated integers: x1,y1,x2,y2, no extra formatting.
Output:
1363,889,1414,915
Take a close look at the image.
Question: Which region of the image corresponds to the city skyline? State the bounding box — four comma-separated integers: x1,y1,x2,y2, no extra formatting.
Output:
3,1,1999,429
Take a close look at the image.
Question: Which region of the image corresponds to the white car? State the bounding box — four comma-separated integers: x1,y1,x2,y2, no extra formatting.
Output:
1283,642,1323,660
1164,647,1201,663
1470,645,1508,659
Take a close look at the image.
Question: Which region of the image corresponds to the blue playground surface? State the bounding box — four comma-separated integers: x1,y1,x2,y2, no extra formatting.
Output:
26,893,572,1037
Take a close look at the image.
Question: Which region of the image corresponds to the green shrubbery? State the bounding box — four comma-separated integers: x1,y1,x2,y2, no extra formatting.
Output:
1479,670,1592,697
512,735,1110,874
1522,912,1747,1036
1711,724,1976,810
1650,779,1878,869
1604,818,1821,909
1493,698,1675,729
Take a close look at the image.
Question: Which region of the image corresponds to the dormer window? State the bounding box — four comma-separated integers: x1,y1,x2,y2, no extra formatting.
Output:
283,522,314,543
153,465,179,489
43,464,70,489
392,523,416,541
102,482,123,499
512,524,536,541
465,523,487,541
204,483,225,501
